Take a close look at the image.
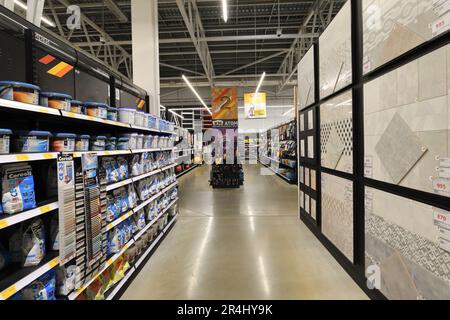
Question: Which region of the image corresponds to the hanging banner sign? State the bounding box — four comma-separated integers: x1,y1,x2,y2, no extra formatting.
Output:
211,87,238,121
244,92,267,119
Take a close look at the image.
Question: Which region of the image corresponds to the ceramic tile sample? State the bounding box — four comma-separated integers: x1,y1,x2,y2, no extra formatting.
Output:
308,136,315,159
311,199,317,220
300,114,305,132
311,170,317,191
366,187,450,300
320,1,352,98
322,173,354,262
321,91,353,173
308,110,314,130
298,46,315,110
375,113,428,184
363,0,449,74
364,44,450,194
305,194,310,214
300,140,305,157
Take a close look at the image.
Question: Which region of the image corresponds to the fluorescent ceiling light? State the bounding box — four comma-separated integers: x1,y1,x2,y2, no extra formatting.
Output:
182,75,213,115
169,109,184,119
282,108,295,116
14,0,55,27
255,72,266,94
222,0,228,22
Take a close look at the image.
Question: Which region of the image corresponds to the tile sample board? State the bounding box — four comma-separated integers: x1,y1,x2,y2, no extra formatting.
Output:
322,173,354,262
319,1,352,99
366,187,450,300
298,46,315,110
320,91,353,174
364,44,450,195
363,0,450,74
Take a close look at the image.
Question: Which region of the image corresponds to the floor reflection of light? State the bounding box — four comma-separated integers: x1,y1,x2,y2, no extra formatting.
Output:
249,216,255,233
258,255,270,296
187,217,214,298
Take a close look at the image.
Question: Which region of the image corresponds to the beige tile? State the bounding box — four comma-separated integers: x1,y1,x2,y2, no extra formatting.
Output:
397,59,419,106
419,47,447,100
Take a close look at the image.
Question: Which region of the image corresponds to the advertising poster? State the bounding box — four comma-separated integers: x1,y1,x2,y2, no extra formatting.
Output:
211,87,238,121
244,92,267,119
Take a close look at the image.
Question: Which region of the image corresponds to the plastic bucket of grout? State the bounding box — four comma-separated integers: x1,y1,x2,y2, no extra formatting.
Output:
117,137,130,150
70,100,84,114
106,137,117,151
51,133,76,152
0,128,12,154
85,102,108,119
40,92,72,111
0,81,40,105
136,134,144,150
12,130,52,153
148,114,157,129
90,135,107,151
75,134,90,152
107,107,118,122
118,107,136,125
143,135,153,149
121,133,138,150
134,110,145,127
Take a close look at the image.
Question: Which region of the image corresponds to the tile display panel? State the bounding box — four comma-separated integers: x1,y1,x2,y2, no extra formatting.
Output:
320,90,353,174
299,108,317,164
298,46,315,110
363,0,450,74
300,165,318,222
366,187,450,300
319,0,352,99
322,173,354,262
364,44,450,196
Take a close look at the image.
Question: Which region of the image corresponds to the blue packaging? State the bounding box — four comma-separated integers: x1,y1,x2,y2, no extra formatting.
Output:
2,164,37,214
22,270,56,300
12,131,51,153
105,137,117,151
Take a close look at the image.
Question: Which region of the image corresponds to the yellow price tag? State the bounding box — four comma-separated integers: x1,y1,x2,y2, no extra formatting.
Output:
39,205,51,214
1,285,17,300
43,153,54,160
38,107,49,114
48,258,59,269
0,219,9,229
16,155,29,161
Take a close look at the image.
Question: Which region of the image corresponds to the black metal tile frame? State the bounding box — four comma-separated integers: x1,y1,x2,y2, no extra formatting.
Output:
298,0,450,300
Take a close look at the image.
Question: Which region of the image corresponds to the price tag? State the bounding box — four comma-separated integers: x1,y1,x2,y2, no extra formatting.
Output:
0,219,9,229
48,258,59,269
16,155,29,161
1,285,17,300
43,153,55,160
39,205,51,213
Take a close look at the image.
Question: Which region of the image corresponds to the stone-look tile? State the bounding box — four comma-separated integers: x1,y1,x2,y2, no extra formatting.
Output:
362,0,439,73
366,189,450,300
365,44,450,195
319,1,352,99
401,130,447,194
298,46,315,110
397,59,419,106
380,252,420,300
419,47,447,100
321,173,354,262
321,91,353,174
375,113,427,184
369,187,438,242
379,69,398,110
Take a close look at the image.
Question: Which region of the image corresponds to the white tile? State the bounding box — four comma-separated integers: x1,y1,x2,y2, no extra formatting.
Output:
419,46,447,100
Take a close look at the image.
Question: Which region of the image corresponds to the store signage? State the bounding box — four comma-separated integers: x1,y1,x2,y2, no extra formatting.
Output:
244,92,267,119
211,87,238,120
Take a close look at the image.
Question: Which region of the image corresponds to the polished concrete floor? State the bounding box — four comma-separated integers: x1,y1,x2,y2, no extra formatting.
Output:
121,165,368,300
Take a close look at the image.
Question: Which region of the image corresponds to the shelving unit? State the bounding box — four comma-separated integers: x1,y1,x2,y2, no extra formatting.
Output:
259,119,298,184
0,6,181,301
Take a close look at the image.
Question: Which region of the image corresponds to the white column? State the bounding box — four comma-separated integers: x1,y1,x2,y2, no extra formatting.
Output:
26,0,45,27
131,0,160,116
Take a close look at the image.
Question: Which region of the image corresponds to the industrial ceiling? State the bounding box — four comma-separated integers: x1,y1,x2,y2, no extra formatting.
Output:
35,0,345,92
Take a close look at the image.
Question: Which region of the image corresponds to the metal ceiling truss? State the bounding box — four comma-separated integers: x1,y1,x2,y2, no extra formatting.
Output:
277,0,337,93
175,0,215,86
32,0,346,88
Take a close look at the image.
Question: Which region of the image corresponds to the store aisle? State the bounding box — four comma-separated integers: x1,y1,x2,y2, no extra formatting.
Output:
121,165,367,300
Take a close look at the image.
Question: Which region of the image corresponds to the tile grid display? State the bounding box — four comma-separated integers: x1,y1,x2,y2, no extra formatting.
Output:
298,0,450,300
